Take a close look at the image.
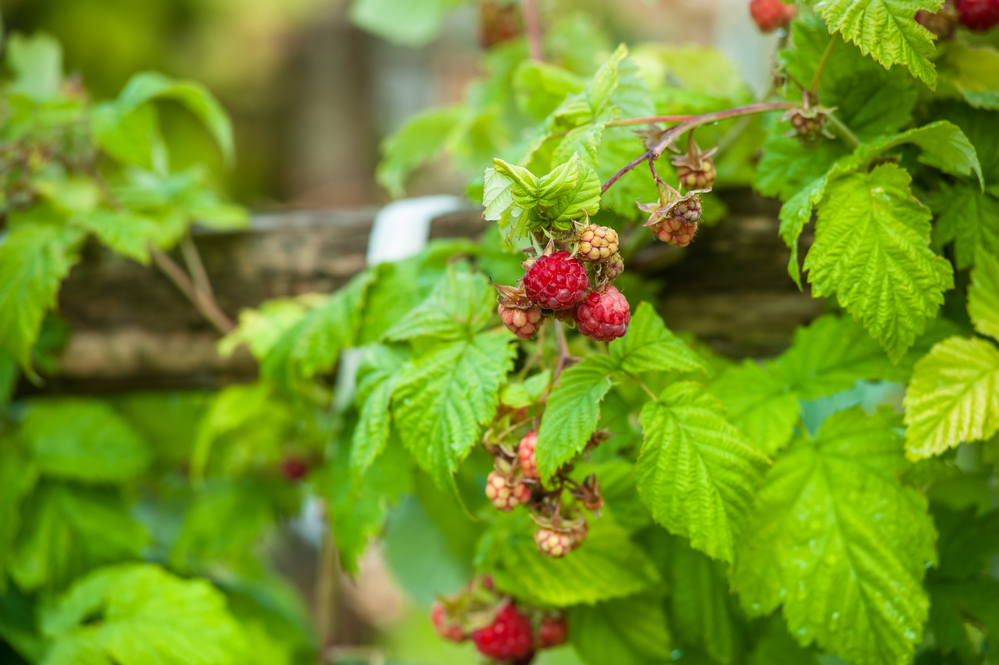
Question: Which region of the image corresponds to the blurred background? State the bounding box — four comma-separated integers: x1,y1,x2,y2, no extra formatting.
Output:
0,0,779,210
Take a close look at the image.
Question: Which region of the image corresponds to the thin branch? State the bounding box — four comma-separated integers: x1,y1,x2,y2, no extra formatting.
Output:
520,0,544,61
608,115,696,127
826,112,861,148
150,248,235,334
180,234,215,300
602,101,797,195
315,529,340,664
809,34,839,96
552,320,579,382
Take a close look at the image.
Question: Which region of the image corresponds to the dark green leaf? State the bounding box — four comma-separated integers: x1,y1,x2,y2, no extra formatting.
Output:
569,593,672,665
609,302,706,375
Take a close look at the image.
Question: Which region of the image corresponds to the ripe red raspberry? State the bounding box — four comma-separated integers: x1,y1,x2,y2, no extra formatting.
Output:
955,0,999,31
470,603,535,660
485,471,532,511
499,303,544,340
431,601,466,643
654,218,697,247
534,527,574,558
577,225,619,263
537,615,568,648
523,251,589,310
518,431,539,480
573,286,631,342
750,0,796,32
280,456,308,481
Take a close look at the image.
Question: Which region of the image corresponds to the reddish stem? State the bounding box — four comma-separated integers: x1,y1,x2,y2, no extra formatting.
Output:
601,102,797,195
520,0,544,61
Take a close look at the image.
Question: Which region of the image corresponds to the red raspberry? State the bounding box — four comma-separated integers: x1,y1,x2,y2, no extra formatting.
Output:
485,471,532,511
518,431,539,480
280,456,308,481
573,286,631,342
577,225,619,263
471,603,535,660
676,160,716,190
499,303,544,340
431,601,466,643
749,0,796,32
534,527,574,558
955,0,999,31
523,251,589,310
537,615,568,648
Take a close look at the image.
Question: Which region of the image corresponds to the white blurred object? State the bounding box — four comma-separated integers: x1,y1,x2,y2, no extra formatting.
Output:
715,0,782,97
365,194,466,265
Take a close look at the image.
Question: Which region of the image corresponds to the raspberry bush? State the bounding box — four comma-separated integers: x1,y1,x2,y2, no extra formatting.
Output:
2,2,999,665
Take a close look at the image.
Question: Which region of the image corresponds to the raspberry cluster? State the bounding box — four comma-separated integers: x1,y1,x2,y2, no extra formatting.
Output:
431,576,568,661
638,183,705,248
955,0,999,31
482,429,605,559
496,225,632,343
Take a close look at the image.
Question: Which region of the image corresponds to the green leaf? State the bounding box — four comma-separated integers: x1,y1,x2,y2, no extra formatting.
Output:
71,210,160,265
903,336,999,459
804,163,954,362
0,219,82,373
668,536,744,664
391,333,514,489
10,482,147,592
932,184,999,271
377,106,463,197
482,514,660,607
513,61,586,120
493,158,542,208
40,564,245,665
21,400,151,483
637,382,770,562
537,154,582,205
535,356,617,481
6,33,63,102
349,0,460,46
927,579,999,664
733,407,936,665
932,504,999,579
755,135,848,203
969,250,999,341
609,302,706,374
171,482,273,569
500,370,552,409
108,72,235,165
769,315,914,399
817,0,942,89
325,440,411,574
938,43,999,110
711,361,798,456
218,295,318,361
90,102,166,171
0,446,38,589
262,270,375,386
932,102,999,185
569,593,672,665
350,346,408,477
382,265,495,341
747,615,821,665
544,165,602,225
853,121,983,187
482,168,517,222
